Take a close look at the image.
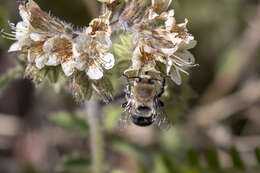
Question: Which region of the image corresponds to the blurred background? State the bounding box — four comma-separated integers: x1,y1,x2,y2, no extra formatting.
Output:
0,0,260,173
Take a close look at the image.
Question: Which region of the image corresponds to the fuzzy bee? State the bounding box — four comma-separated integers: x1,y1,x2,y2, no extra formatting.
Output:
120,74,171,129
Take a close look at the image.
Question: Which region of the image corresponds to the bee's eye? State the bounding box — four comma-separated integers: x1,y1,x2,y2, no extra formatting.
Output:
148,79,154,84
135,77,142,83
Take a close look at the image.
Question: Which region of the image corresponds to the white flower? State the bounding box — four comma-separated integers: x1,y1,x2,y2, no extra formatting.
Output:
42,36,76,76
86,65,104,80
35,55,48,69
72,37,115,79
97,0,117,3
86,10,112,37
8,21,30,52
124,41,161,76
61,60,75,77
103,53,115,70
71,11,114,80
149,0,173,20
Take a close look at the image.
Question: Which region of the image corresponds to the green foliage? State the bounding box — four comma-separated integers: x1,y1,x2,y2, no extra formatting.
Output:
48,109,260,173
187,149,200,168
229,147,245,170
92,75,114,103
0,66,23,94
71,71,93,101
111,169,126,173
22,163,41,173
204,148,221,170
113,34,134,62
110,139,150,162
58,153,91,173
49,111,89,138
103,104,122,131
255,148,260,165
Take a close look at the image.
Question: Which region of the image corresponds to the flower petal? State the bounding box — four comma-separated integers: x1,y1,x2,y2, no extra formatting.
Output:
19,5,30,24
30,33,46,42
166,59,173,74
86,65,103,80
8,41,20,52
61,60,75,76
74,57,86,71
102,53,115,70
148,9,159,20
15,22,29,40
165,17,176,31
174,50,195,65
170,67,182,85
45,54,60,66
35,55,48,69
160,47,178,56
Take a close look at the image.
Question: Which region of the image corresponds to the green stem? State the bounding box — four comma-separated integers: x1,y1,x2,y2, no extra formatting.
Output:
85,99,104,173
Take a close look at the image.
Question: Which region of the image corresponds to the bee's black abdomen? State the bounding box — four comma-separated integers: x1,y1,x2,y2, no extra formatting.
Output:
130,114,154,126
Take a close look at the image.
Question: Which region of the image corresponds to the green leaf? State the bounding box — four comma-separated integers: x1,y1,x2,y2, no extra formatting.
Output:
58,153,91,173
111,169,126,173
229,146,245,170
114,60,131,74
92,75,114,103
187,149,200,168
47,66,60,83
204,148,220,170
255,148,260,165
22,163,41,173
103,104,122,131
110,139,149,162
153,153,170,173
160,153,178,173
49,111,89,137
71,71,93,101
113,34,134,61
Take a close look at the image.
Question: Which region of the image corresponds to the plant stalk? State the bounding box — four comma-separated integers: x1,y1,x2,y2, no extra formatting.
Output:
85,99,104,173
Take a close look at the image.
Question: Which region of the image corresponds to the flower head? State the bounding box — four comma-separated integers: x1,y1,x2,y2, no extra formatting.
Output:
73,10,114,80
123,0,197,85
6,0,76,77
3,0,116,102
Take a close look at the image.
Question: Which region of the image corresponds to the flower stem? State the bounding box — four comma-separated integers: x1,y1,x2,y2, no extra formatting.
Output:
85,99,104,173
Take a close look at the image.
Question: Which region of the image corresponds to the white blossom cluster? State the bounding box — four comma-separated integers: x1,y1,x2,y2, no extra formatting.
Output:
122,0,197,85
7,0,114,80
3,0,197,101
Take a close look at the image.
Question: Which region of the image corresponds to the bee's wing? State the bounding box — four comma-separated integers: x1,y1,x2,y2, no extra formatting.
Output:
154,108,172,130
117,110,131,131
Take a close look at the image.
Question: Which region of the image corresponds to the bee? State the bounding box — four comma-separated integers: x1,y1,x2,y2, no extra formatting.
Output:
120,74,171,130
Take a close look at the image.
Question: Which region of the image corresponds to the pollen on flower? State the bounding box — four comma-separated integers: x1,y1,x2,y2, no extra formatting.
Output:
3,0,197,103
120,0,197,85
3,0,116,102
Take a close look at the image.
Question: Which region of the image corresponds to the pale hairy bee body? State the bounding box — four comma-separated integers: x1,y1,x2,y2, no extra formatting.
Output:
121,75,170,129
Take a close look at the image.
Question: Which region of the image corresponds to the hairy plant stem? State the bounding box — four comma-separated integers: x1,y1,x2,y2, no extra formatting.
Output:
85,100,104,173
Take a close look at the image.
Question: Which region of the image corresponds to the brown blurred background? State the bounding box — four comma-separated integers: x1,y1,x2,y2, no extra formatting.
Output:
0,0,260,173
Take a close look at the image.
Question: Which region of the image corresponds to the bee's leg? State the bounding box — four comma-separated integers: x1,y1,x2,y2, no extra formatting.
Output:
157,77,166,98
121,102,128,108
122,74,142,83
157,100,164,107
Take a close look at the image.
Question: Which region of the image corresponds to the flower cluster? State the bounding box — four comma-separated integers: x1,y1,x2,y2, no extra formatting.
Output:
121,0,197,85
4,0,115,101
3,0,197,102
